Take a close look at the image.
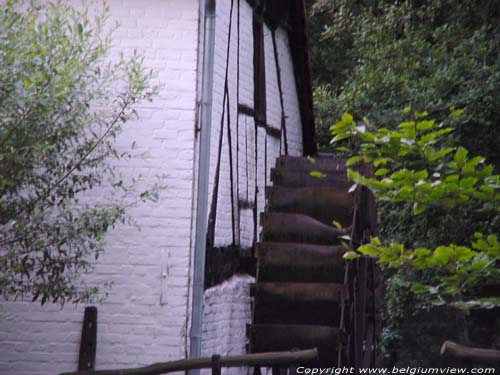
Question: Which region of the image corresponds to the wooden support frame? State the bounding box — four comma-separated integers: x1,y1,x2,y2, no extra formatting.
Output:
347,164,381,370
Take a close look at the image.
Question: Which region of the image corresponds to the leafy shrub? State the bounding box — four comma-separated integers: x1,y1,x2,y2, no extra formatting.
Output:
0,0,158,305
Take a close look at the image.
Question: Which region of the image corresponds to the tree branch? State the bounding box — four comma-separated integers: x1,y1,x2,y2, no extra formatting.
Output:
440,340,500,363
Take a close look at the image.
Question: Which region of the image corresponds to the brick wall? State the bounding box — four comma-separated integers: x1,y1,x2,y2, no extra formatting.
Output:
0,1,200,374
201,275,255,375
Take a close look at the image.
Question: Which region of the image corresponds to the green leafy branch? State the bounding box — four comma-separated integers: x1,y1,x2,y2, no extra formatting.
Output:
332,110,500,308
332,111,500,215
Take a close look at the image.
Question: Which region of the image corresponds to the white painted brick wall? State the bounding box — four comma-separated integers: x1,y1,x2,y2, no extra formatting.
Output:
0,1,200,374
201,275,254,375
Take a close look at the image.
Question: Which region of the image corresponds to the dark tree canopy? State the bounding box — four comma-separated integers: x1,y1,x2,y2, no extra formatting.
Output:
306,0,500,367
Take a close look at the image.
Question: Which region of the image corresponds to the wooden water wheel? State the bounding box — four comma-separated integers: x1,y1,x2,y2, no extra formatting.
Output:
247,155,382,369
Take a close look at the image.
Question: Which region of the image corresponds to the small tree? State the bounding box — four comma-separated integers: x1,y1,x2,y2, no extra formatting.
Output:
0,0,158,305
332,110,500,309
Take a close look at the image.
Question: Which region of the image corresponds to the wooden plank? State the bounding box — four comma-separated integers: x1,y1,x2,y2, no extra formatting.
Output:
78,306,97,371
261,212,350,245
266,186,353,226
354,259,368,371
362,323,374,368
276,156,347,172
256,242,345,283
248,324,341,366
270,168,349,188
251,282,347,326
251,282,347,302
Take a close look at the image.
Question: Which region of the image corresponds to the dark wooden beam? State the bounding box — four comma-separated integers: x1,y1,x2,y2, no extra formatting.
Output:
238,103,255,117
287,0,317,156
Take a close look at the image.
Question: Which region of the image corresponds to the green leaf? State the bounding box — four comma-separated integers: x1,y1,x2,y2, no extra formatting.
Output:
398,121,416,130
415,248,431,257
307,156,316,164
454,147,468,164
332,133,351,143
415,111,429,119
459,177,478,189
390,169,408,180
310,170,326,178
433,246,454,265
346,156,362,166
373,158,388,167
445,174,459,183
412,283,431,294
359,244,380,257
347,168,362,182
414,169,429,180
413,202,427,215
433,147,455,160
341,113,354,123
332,220,343,229
343,251,360,260
417,120,435,131
450,108,464,117
375,168,389,176
334,146,350,152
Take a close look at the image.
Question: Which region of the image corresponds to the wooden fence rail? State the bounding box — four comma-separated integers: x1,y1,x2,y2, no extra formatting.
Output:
60,348,318,375
441,341,500,363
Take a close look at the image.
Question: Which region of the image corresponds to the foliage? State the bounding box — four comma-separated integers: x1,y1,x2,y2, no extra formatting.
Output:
0,0,158,305
334,111,500,308
308,0,500,365
309,0,500,161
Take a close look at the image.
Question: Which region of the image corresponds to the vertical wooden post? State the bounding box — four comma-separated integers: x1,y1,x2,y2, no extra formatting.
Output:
78,306,97,371
211,355,221,375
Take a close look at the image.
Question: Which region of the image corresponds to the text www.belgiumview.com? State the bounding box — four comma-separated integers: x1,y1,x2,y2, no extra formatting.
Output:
296,367,496,375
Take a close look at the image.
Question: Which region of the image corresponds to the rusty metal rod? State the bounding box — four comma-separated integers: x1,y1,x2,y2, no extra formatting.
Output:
440,340,500,362
60,348,318,375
